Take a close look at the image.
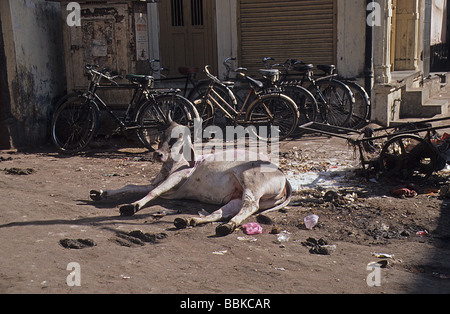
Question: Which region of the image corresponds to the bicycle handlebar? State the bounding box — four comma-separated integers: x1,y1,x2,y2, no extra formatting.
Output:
204,65,222,84
223,57,247,79
85,64,122,85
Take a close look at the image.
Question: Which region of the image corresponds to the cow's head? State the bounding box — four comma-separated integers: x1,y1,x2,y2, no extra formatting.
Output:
153,118,195,166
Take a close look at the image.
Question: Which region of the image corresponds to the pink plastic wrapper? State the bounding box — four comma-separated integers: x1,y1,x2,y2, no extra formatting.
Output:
242,222,263,235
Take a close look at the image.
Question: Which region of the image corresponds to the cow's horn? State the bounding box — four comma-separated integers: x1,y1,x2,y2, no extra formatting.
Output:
167,110,173,124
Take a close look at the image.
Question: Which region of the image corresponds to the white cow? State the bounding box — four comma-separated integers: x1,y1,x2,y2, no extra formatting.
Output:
90,120,292,236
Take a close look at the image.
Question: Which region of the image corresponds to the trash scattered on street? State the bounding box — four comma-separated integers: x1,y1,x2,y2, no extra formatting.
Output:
371,252,393,259
241,222,263,235
269,225,281,234
433,272,450,279
304,214,319,230
302,237,336,255
276,231,290,243
237,236,257,242
390,183,419,198
416,230,429,236
212,250,228,255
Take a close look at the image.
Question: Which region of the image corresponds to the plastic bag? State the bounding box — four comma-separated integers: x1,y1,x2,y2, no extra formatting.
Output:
241,222,263,235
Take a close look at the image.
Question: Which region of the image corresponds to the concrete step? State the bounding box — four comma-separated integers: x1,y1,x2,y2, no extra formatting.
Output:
399,73,448,119
400,89,445,118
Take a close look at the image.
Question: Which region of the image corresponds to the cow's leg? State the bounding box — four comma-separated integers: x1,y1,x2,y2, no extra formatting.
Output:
215,189,261,236
174,199,242,229
90,185,154,202
119,169,190,216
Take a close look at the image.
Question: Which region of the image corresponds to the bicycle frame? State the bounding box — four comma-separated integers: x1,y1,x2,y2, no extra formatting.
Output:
203,66,259,124
84,68,165,132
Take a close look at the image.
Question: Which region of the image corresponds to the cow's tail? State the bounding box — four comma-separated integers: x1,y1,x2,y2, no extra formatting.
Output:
261,179,293,214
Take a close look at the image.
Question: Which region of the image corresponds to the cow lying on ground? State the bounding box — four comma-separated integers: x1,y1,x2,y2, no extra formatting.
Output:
90,120,292,236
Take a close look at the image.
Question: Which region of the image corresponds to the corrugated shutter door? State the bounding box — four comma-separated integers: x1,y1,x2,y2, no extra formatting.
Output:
239,0,336,74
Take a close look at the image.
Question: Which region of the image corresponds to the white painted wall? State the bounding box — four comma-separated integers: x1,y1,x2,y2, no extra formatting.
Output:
336,0,367,79
215,0,239,79
0,0,66,148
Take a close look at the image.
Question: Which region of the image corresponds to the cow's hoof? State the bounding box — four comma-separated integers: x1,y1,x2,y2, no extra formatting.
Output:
215,223,236,237
90,190,103,201
174,218,196,229
120,204,138,217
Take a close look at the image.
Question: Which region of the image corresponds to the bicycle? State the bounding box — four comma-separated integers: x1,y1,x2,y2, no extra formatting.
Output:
229,58,318,128
191,58,318,132
148,59,211,102
51,64,199,154
193,65,299,141
263,57,355,128
316,65,371,129
187,57,248,106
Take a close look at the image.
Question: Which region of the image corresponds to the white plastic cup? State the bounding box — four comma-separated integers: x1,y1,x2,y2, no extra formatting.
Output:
304,214,319,230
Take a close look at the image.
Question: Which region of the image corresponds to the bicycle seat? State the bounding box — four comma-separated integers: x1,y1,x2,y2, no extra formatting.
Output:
258,69,280,83
258,69,279,77
126,74,154,84
317,64,336,74
245,76,264,90
178,66,200,76
293,64,314,72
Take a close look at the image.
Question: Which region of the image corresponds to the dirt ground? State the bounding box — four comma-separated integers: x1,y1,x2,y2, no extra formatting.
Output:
1,130,450,295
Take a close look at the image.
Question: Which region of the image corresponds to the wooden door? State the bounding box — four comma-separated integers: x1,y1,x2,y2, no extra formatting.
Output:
159,0,218,77
393,0,419,71
63,3,131,91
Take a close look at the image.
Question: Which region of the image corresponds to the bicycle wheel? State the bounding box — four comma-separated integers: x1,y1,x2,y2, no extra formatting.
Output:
188,81,235,107
192,82,237,130
51,93,99,154
280,85,318,126
345,81,370,129
136,94,198,150
245,93,299,141
193,98,215,129
312,79,354,127
380,134,436,183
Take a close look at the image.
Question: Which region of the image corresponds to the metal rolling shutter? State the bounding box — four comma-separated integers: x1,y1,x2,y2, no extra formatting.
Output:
239,0,336,74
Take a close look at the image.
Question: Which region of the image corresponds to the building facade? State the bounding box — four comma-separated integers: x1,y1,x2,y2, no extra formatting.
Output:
0,0,448,149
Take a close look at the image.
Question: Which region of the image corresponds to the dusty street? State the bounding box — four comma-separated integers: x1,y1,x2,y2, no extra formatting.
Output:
0,131,450,295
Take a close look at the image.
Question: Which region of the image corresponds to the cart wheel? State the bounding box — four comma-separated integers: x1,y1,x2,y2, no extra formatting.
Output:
379,134,436,183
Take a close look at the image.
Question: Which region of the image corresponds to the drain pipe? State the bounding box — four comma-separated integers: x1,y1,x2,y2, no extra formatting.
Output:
365,0,374,100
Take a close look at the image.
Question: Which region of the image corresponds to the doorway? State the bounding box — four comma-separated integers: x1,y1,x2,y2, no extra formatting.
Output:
390,0,420,71
158,0,218,77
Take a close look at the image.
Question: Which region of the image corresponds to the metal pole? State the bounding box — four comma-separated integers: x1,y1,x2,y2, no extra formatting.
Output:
364,0,374,100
